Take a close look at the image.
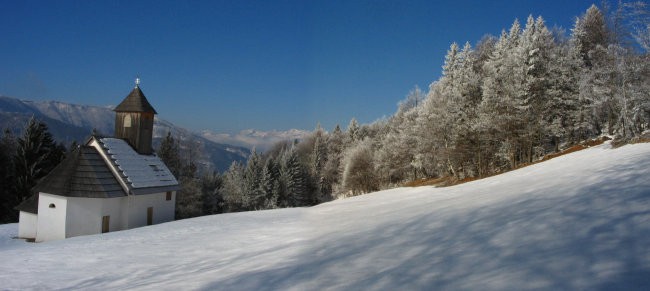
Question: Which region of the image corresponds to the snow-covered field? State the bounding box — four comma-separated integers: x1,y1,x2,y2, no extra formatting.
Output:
1,142,649,290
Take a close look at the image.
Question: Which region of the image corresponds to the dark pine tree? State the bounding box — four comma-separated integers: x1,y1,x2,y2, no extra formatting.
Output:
157,131,182,178
0,129,17,223
13,117,65,211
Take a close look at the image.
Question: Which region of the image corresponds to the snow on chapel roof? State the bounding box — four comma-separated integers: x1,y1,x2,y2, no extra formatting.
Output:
98,137,179,195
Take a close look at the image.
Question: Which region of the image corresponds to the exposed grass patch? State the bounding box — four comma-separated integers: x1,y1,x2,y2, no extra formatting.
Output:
404,136,616,188
403,176,451,187
612,131,650,148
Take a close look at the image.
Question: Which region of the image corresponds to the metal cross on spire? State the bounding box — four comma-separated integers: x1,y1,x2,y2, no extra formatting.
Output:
135,76,141,88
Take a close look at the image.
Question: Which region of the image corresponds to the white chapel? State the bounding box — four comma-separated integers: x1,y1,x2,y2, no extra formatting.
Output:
16,80,180,242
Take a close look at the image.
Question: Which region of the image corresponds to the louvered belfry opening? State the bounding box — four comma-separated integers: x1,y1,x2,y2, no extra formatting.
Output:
114,83,157,155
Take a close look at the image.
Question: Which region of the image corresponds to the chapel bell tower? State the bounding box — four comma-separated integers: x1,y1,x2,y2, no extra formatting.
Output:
114,78,157,155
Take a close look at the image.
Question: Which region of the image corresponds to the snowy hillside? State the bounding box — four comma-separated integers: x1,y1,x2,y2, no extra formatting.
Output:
1,142,649,290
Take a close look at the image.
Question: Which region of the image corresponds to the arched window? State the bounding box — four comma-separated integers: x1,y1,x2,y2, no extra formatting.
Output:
49,203,56,208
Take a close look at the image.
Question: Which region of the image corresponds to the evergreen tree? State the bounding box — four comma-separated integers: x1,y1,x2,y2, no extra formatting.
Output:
201,172,223,215
244,149,264,210
0,129,17,223
397,85,425,112
414,84,446,177
346,118,360,145
547,35,582,149
572,4,609,67
175,176,203,219
180,135,201,179
447,42,482,177
605,44,648,137
158,131,182,178
310,124,327,178
518,15,556,162
280,146,311,207
323,125,344,196
260,157,280,209
571,4,616,136
14,117,65,205
310,124,329,202
376,87,423,183
479,19,528,169
222,161,246,212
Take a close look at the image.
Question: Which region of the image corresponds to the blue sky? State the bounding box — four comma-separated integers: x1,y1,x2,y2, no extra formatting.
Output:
0,0,613,132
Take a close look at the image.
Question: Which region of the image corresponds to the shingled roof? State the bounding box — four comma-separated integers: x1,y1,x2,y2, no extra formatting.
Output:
15,145,125,214
14,194,38,214
114,85,157,114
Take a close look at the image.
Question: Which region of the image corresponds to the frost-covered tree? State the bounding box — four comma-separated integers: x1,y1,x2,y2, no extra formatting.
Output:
342,138,378,195
222,161,246,212
571,4,616,137
572,4,610,66
376,87,424,184
323,125,345,195
244,149,264,209
346,118,360,145
581,44,623,136
473,35,498,76
260,157,280,209
279,146,311,207
517,15,557,161
310,124,331,202
605,44,649,137
479,20,527,169
446,42,482,177
413,83,445,177
398,85,425,113
546,34,582,149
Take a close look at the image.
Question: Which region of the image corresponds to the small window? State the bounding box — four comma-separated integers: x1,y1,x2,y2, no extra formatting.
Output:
166,191,172,201
124,115,132,127
49,203,56,208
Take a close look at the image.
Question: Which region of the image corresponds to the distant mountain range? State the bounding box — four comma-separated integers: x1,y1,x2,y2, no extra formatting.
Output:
201,128,311,152
0,95,249,172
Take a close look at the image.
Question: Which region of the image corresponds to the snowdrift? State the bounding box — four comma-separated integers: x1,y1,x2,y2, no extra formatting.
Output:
1,142,649,290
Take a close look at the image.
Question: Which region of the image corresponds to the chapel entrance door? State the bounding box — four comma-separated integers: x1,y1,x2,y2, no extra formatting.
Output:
147,207,153,225
102,216,110,233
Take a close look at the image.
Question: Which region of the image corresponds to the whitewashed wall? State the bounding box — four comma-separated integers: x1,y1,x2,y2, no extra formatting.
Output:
32,191,176,242
65,192,176,239
18,212,37,239
127,192,176,228
36,193,68,242
65,196,125,238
